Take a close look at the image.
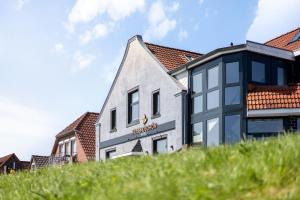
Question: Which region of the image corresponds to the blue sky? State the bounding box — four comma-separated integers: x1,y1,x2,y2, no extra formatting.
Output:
0,0,299,161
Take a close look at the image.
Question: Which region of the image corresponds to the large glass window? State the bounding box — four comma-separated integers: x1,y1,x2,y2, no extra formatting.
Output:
225,115,241,144
192,122,203,144
207,90,219,110
153,138,168,154
152,91,160,116
225,86,240,105
207,118,219,146
226,62,239,84
208,66,219,89
277,67,286,86
192,72,203,114
128,89,139,124
252,61,265,83
248,119,283,133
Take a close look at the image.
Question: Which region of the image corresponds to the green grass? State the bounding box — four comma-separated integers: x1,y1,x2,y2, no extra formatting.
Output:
1,134,300,200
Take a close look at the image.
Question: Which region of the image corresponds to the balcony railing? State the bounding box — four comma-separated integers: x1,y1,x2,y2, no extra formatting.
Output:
48,154,77,166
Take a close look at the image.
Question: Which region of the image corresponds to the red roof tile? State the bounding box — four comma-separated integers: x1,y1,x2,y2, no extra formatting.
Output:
265,28,300,51
145,43,202,71
53,112,99,161
247,84,300,110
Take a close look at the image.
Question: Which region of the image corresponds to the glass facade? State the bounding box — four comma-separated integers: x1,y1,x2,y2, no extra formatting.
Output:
192,122,203,143
251,61,265,83
225,86,240,105
207,118,219,146
225,115,240,144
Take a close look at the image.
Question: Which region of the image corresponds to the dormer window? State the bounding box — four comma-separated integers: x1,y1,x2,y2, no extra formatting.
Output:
289,31,300,44
185,55,193,61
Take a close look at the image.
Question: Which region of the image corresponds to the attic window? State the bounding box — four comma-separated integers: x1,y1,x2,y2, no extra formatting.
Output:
290,31,300,44
185,55,194,61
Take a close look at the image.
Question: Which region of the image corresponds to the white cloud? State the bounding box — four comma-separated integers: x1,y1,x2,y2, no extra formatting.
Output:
0,97,56,160
73,51,95,71
80,23,113,45
67,0,145,31
247,0,300,42
178,29,188,41
144,1,177,41
16,0,28,11
53,43,64,53
169,2,179,12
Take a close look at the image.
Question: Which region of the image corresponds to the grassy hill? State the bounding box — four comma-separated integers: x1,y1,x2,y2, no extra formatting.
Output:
1,134,300,200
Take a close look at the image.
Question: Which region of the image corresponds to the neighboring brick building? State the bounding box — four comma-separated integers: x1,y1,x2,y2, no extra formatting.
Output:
51,112,99,163
0,154,29,174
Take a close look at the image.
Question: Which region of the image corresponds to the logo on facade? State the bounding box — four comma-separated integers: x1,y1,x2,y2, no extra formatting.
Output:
132,123,158,134
142,114,148,125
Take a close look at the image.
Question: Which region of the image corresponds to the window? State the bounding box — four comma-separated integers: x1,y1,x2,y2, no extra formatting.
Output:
192,122,203,144
297,118,300,132
226,62,239,84
252,61,265,83
65,142,70,156
110,109,117,131
191,72,203,114
207,90,219,110
128,89,139,124
59,144,64,156
225,86,240,105
208,66,219,89
186,55,194,61
277,67,286,86
248,119,283,133
153,137,168,154
225,115,241,144
207,65,219,110
152,91,160,116
71,140,76,156
106,149,116,159
207,118,219,146
290,31,300,43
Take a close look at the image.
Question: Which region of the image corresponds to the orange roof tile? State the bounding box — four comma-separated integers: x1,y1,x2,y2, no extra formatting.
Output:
145,43,202,71
247,84,300,110
265,28,300,51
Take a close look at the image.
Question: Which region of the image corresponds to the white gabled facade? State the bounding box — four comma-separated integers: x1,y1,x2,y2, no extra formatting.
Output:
96,36,186,160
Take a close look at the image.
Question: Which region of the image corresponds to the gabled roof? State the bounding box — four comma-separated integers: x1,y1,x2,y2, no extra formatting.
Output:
52,112,99,161
30,155,49,168
0,153,18,167
247,84,300,110
145,43,202,71
265,28,300,51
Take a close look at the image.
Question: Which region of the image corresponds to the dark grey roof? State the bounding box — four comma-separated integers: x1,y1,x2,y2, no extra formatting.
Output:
132,140,143,152
31,155,49,169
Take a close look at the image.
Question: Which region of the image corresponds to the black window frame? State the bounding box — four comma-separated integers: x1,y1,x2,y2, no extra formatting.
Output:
206,64,220,111
127,87,139,126
153,137,168,154
152,89,161,118
105,148,116,160
191,70,204,114
110,108,117,132
224,60,241,107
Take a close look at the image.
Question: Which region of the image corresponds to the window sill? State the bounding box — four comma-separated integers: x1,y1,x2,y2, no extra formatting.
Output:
110,129,117,133
151,113,161,119
127,120,140,128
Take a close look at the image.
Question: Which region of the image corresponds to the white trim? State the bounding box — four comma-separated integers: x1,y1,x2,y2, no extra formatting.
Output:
294,49,300,56
111,152,144,159
247,108,300,117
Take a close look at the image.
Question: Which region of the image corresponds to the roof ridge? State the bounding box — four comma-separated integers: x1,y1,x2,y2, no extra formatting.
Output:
144,42,202,55
265,27,300,44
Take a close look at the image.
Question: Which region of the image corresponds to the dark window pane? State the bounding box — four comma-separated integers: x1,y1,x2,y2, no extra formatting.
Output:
153,138,167,154
297,118,300,132
192,95,203,114
225,86,240,105
225,115,241,144
207,118,219,146
226,62,239,84
192,122,203,143
106,150,116,159
153,92,160,115
111,109,116,130
208,66,219,89
277,67,286,86
248,119,283,133
192,72,202,94
252,61,265,83
207,90,219,110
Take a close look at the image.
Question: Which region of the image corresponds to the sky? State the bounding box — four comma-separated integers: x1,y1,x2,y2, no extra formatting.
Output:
0,0,299,161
